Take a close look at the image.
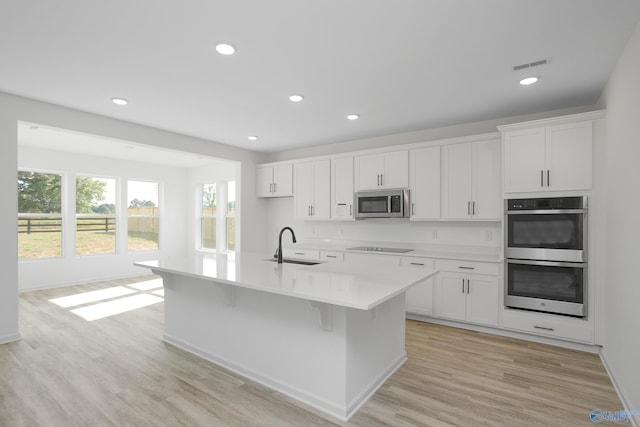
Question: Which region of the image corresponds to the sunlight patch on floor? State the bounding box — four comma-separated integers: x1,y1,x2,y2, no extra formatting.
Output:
49,286,136,308
127,279,163,291
70,293,164,321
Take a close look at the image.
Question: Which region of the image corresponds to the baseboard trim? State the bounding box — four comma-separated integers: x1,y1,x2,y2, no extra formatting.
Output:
0,332,22,345
599,348,640,427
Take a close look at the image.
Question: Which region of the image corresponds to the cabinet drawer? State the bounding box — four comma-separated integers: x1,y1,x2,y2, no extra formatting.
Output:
502,309,592,343
282,248,320,261
320,250,344,262
435,259,500,275
400,257,435,268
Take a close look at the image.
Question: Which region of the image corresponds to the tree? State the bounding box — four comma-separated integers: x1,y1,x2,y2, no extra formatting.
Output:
203,184,216,208
75,177,107,214
18,171,62,213
92,203,116,214
129,198,156,208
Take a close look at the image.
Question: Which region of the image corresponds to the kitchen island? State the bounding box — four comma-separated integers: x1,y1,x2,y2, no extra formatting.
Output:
134,252,436,421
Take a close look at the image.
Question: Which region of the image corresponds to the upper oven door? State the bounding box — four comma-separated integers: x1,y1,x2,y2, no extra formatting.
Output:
506,209,586,262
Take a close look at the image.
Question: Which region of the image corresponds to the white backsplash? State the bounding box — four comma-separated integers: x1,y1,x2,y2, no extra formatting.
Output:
265,197,502,251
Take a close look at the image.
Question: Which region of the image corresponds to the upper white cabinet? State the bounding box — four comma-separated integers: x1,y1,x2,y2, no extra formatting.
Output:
409,146,440,220
331,156,355,220
355,150,408,190
256,163,293,197
441,139,501,220
502,120,593,193
294,160,331,220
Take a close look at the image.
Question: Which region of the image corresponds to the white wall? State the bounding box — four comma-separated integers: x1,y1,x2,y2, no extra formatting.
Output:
17,146,188,290
598,21,640,412
0,91,268,343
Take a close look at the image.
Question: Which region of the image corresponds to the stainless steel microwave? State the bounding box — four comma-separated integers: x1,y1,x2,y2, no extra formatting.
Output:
355,189,410,218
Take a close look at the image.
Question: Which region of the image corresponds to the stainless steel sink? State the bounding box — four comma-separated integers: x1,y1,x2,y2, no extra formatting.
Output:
265,258,320,266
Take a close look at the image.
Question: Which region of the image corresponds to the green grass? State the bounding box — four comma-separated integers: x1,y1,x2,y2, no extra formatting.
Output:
19,231,159,260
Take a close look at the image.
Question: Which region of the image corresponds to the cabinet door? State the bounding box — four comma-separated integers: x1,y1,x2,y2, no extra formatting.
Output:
312,160,331,219
331,156,355,220
294,162,314,219
503,128,546,193
409,147,440,220
402,258,435,316
273,164,293,196
355,154,384,190
442,143,472,219
381,151,409,188
256,166,274,197
465,274,499,326
471,139,502,219
546,122,592,191
434,272,467,321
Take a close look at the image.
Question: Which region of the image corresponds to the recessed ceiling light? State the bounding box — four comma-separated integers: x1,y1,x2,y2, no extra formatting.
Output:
248,136,258,141
112,97,128,106
289,94,304,103
347,114,360,120
519,77,539,86
215,43,236,55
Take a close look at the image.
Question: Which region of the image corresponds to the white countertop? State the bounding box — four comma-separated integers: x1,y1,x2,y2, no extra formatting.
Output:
285,240,503,262
135,252,436,311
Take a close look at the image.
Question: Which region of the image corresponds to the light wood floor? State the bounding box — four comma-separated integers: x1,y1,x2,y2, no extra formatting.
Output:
0,276,625,426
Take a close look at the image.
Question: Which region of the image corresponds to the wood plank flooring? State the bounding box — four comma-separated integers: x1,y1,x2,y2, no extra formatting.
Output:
0,276,625,426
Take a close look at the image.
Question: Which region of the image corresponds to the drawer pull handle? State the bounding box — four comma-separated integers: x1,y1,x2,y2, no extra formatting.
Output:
325,255,337,258
294,252,305,255
534,325,555,332
458,266,475,270
410,262,424,266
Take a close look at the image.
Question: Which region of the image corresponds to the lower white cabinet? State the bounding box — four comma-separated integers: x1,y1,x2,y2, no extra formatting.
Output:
434,261,499,327
281,248,320,261
502,308,593,343
320,250,344,262
401,257,435,316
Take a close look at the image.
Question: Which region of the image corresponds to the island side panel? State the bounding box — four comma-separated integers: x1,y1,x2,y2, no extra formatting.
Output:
158,271,352,419
345,293,407,415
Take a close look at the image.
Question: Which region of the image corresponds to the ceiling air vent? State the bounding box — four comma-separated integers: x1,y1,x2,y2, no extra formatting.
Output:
513,59,549,71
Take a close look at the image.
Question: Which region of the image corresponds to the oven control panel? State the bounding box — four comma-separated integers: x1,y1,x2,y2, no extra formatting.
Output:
506,196,586,211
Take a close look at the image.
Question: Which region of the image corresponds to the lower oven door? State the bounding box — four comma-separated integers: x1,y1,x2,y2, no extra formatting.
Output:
505,259,586,317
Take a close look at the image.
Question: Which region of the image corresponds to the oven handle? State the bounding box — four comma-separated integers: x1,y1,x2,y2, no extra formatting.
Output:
506,259,586,268
505,209,587,215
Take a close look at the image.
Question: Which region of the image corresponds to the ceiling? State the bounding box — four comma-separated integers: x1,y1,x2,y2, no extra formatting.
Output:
2,1,640,154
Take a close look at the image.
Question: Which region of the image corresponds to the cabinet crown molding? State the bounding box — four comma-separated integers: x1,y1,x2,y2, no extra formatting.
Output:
497,110,605,133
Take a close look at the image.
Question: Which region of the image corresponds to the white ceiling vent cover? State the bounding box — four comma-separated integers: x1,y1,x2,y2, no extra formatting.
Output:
513,59,549,71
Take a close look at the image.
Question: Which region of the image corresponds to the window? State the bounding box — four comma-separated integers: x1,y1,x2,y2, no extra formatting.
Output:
76,176,117,255
17,170,63,260
201,184,216,250
127,181,160,251
226,181,236,252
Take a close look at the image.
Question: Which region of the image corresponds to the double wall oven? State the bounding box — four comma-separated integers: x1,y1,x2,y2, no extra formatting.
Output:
505,196,588,317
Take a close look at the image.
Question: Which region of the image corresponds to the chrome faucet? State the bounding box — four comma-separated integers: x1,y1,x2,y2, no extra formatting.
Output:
277,227,297,264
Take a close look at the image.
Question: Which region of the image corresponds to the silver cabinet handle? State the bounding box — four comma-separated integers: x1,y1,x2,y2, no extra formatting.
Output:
274,182,277,193
349,204,352,216
462,278,465,293
410,262,424,266
411,202,415,216
270,183,273,193
468,201,471,215
472,201,475,216
466,279,470,294
541,170,544,187
547,169,550,187
458,266,475,270
325,255,337,258
534,325,555,332
380,174,383,186
294,252,305,255
311,205,314,216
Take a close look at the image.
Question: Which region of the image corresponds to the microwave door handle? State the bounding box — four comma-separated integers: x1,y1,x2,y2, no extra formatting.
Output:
387,196,391,213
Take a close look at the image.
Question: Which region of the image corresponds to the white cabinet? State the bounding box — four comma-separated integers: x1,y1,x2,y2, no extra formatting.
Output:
294,160,331,220
281,248,320,261
256,164,293,197
409,146,440,220
320,250,344,262
401,257,435,316
503,121,593,193
441,139,501,220
502,308,592,343
355,150,408,190
433,260,499,326
331,156,355,220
